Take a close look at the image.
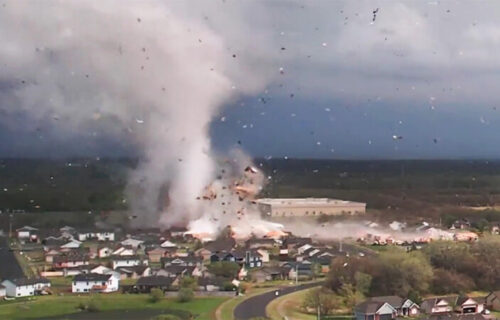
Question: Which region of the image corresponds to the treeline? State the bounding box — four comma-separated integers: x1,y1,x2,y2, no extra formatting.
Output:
325,237,500,303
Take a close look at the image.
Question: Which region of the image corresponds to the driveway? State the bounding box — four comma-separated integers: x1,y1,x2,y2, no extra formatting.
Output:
234,282,320,320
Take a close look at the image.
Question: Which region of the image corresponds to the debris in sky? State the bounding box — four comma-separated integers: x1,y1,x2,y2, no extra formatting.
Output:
324,107,331,112
321,42,327,47
220,116,226,122
433,138,438,144
372,8,379,22
136,119,144,124
137,17,141,23
392,135,403,140
232,54,236,58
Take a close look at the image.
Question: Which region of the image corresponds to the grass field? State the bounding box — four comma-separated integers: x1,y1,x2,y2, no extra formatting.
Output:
0,294,227,320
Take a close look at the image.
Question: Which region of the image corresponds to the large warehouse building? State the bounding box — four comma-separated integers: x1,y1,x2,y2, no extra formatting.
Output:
256,198,366,218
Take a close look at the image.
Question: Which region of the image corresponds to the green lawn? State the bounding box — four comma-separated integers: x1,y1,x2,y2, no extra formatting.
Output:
0,294,227,320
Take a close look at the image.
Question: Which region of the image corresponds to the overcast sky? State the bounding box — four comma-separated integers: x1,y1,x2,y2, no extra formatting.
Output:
2,1,500,159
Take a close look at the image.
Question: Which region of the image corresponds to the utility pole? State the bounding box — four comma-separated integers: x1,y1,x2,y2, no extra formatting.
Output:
317,304,321,320
295,263,298,285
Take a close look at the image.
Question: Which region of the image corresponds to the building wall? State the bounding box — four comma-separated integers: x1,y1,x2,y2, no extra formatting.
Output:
1,281,35,297
258,200,366,218
112,259,140,269
72,276,119,293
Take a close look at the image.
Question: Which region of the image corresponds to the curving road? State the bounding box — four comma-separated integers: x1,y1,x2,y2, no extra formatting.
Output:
234,282,320,320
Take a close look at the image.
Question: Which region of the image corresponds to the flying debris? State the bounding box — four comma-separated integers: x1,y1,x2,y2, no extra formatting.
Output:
244,166,258,174
392,135,403,140
433,138,438,144
372,8,379,22
136,119,144,124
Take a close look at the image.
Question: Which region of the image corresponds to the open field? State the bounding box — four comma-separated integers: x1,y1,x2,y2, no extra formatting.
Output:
0,294,226,320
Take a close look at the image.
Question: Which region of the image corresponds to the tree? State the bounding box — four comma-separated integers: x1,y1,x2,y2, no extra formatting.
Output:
180,276,197,290
207,261,240,278
302,288,340,315
339,283,360,310
150,288,164,303
311,263,322,279
177,288,194,303
354,272,372,296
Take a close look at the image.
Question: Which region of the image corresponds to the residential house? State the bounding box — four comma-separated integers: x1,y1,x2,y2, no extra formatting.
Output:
359,296,419,317
59,226,76,239
115,266,151,280
257,249,270,263
245,238,277,250
112,245,136,256
161,256,203,268
486,291,500,311
195,248,212,261
210,251,235,263
284,262,312,279
60,239,82,249
160,240,177,249
111,255,146,269
455,296,485,314
135,275,173,293
0,285,5,298
250,267,289,283
44,249,61,263
120,238,144,248
421,297,455,314
157,265,202,278
72,273,119,293
354,300,397,320
282,237,312,250
232,249,263,268
147,247,168,263
16,226,39,242
77,229,115,242
53,252,89,269
1,278,51,297
421,296,484,315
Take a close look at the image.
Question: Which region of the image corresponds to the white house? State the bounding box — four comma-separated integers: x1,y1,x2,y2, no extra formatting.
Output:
16,226,38,242
60,239,82,249
0,284,6,297
120,238,144,248
78,230,115,242
111,255,146,269
112,246,136,256
160,240,177,248
96,231,115,241
1,278,51,297
72,273,119,293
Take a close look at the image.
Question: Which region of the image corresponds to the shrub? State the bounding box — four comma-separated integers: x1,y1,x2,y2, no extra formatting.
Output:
150,288,164,303
87,298,100,312
177,288,194,303
153,315,181,320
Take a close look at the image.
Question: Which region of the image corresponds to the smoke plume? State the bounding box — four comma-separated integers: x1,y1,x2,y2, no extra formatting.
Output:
0,1,273,227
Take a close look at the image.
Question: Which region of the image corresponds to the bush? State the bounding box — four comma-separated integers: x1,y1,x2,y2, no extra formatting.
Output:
87,298,100,312
153,315,181,320
177,288,194,303
150,288,164,303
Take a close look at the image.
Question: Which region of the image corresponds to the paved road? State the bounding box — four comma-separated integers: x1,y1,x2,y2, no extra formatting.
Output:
234,282,320,320
0,236,24,280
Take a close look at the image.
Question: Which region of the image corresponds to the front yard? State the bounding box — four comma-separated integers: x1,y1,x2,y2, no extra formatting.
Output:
0,294,227,320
